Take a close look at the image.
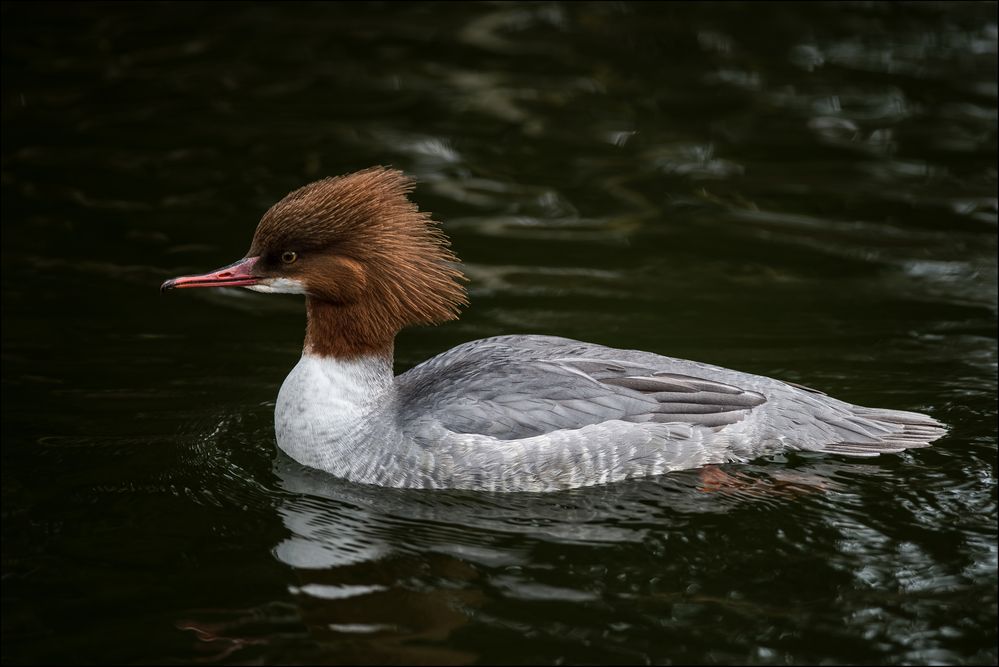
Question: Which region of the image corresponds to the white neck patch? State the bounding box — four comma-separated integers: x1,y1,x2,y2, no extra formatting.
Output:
246,277,308,295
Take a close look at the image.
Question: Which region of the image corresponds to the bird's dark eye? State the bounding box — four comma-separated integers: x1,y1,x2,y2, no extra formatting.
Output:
281,251,297,264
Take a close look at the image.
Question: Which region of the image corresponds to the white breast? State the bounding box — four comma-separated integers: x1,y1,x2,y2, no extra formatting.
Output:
274,353,393,475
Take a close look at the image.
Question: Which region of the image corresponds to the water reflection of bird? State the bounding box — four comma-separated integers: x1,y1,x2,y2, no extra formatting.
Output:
173,449,859,663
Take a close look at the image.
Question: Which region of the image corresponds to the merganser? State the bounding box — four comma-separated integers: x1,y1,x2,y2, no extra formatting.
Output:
162,167,947,492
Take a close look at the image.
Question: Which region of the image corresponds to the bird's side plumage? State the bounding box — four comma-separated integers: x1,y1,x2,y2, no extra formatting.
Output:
382,335,946,491
163,167,948,493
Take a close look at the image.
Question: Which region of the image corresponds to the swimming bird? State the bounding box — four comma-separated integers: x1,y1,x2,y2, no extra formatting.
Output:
161,167,947,492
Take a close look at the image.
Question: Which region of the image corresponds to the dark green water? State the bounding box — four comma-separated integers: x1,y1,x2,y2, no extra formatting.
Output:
2,2,996,664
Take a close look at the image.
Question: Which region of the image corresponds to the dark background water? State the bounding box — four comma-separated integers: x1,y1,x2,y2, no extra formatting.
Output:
2,2,996,664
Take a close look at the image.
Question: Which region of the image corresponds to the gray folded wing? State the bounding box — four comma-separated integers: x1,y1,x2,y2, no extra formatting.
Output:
396,352,767,440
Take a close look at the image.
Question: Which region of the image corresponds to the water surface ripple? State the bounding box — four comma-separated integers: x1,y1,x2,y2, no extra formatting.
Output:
2,3,996,664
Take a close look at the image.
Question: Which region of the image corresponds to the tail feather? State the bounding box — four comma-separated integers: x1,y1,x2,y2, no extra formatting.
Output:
814,406,947,457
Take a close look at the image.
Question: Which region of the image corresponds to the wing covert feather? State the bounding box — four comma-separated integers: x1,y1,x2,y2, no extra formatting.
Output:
396,340,766,440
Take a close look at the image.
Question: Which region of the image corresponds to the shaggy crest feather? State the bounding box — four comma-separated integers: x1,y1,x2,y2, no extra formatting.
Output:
248,167,467,357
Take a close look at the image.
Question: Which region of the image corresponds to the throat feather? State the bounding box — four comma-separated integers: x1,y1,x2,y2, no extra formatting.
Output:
305,297,396,360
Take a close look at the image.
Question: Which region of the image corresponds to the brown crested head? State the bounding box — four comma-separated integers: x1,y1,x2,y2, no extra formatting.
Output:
248,166,467,358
